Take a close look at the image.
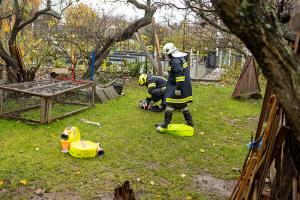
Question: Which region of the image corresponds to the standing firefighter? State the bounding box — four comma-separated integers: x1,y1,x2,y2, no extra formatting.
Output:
139,73,167,112
156,43,193,131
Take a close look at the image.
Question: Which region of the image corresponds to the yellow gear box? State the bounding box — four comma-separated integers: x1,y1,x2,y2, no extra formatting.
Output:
160,124,194,137
69,141,99,158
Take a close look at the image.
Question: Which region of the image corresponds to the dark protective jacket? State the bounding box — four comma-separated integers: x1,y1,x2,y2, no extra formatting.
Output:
164,57,192,105
145,75,167,105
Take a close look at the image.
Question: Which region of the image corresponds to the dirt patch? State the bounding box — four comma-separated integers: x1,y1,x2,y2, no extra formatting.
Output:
0,187,83,200
194,173,237,198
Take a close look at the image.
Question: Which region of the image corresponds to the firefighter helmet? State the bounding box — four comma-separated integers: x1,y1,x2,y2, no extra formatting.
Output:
138,74,147,86
162,43,177,55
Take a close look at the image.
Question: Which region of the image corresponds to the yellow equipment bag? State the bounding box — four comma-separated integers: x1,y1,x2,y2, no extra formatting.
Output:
60,127,81,153
160,124,194,137
69,141,104,158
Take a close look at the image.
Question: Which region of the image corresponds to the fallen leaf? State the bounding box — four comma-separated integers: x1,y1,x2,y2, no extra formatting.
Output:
20,179,27,185
136,178,141,182
213,143,216,146
150,181,155,185
35,148,39,151
186,196,192,200
200,149,205,153
180,174,186,178
0,180,3,186
76,171,80,175
200,132,204,135
232,167,240,172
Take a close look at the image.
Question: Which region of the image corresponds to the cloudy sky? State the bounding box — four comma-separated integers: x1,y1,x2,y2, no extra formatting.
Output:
78,0,186,24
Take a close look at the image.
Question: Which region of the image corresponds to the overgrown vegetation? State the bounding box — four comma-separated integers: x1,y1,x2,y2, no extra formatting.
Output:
0,81,263,199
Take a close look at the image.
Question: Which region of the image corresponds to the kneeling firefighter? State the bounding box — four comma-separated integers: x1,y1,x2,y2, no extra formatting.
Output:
138,73,167,112
156,43,194,131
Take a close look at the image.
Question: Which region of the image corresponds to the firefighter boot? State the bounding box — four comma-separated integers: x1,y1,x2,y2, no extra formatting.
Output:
183,110,194,127
155,111,173,131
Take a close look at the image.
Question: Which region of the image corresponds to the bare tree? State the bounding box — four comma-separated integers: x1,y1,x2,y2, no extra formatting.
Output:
82,0,157,79
0,0,71,83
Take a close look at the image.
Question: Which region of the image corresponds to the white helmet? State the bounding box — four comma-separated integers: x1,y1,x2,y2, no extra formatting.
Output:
162,43,177,55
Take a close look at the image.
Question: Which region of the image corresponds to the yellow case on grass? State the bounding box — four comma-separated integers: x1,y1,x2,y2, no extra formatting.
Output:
161,124,194,137
69,141,99,158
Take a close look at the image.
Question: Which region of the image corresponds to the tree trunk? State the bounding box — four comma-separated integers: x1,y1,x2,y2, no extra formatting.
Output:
211,0,300,141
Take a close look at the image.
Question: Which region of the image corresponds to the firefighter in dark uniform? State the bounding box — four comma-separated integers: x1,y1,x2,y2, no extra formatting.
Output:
156,43,193,131
138,73,167,112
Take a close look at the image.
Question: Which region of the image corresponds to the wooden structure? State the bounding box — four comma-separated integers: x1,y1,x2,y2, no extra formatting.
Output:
95,78,121,103
0,79,95,124
230,83,300,199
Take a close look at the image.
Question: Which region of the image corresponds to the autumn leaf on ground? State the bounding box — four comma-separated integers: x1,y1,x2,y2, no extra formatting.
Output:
200,149,205,153
0,180,3,186
20,179,27,185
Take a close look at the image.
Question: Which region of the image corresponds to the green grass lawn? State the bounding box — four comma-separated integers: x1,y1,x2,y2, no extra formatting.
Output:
0,81,263,200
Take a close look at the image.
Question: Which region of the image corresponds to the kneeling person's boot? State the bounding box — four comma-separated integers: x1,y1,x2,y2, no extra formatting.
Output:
183,110,194,127
155,111,173,131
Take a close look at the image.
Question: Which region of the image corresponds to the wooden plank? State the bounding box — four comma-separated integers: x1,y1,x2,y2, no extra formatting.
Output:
0,89,3,116
96,87,109,103
4,105,41,114
108,86,119,98
134,31,159,74
2,114,40,124
294,32,300,53
152,17,163,76
51,106,91,121
103,87,114,100
92,84,96,107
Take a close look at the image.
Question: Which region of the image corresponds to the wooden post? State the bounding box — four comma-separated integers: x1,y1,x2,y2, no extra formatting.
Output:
40,98,52,124
195,50,199,79
92,84,96,107
152,17,163,76
0,65,3,80
0,89,3,117
134,32,159,74
294,32,300,53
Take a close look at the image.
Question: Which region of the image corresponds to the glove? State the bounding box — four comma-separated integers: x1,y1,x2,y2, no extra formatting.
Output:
161,86,166,92
175,89,181,96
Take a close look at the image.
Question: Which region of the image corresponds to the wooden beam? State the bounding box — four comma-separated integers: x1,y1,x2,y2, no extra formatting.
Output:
0,89,3,117
152,17,163,76
4,104,40,114
40,98,52,124
92,84,96,107
50,106,91,121
294,32,300,53
134,31,159,74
